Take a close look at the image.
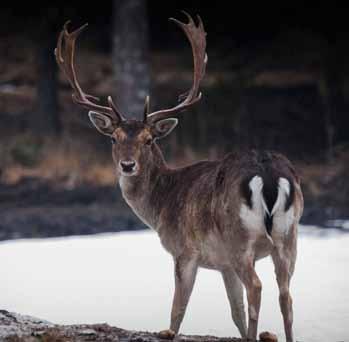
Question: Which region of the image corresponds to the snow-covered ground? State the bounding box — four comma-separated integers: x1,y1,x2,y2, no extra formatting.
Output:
0,226,348,342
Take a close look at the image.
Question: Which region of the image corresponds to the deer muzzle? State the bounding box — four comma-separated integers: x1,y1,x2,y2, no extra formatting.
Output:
119,160,137,175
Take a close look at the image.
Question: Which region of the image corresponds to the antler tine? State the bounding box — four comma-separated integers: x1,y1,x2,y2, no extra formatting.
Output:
108,96,124,119
143,96,150,122
55,21,124,123
147,12,207,124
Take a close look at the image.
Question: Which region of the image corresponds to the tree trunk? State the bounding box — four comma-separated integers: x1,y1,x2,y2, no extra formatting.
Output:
35,18,61,136
112,0,150,120
318,44,342,164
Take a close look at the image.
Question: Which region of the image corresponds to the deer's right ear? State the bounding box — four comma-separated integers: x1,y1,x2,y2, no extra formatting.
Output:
88,111,116,135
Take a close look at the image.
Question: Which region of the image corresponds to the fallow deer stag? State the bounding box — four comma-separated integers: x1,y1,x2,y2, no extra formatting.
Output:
55,13,303,342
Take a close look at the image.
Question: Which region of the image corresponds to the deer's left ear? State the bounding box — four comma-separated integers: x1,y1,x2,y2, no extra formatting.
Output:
88,111,117,135
153,118,178,140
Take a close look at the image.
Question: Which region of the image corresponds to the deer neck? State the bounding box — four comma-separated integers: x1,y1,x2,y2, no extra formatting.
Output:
118,143,169,229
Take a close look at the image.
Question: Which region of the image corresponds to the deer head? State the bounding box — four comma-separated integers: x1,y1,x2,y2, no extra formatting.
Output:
55,12,207,176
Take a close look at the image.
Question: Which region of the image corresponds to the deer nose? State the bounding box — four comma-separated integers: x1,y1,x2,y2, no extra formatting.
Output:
119,160,136,173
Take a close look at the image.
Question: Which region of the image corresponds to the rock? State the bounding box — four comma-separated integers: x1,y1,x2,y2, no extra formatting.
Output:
79,328,97,335
259,331,278,342
0,310,54,340
157,329,176,340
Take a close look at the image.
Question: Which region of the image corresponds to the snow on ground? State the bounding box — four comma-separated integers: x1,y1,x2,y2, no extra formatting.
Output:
0,226,348,342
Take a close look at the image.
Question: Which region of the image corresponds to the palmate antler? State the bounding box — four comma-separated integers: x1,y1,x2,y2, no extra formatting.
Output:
55,12,207,125
54,21,125,124
146,12,207,124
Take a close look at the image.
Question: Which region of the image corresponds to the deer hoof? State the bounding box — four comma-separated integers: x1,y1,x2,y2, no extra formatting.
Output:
259,331,278,342
158,329,176,340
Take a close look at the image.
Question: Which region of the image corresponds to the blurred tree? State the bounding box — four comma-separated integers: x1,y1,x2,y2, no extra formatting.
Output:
35,14,61,136
112,0,150,120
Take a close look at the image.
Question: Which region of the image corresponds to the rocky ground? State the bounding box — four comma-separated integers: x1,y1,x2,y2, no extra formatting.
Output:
0,311,280,342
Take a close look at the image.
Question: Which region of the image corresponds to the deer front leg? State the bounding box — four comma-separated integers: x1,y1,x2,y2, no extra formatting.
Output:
158,255,198,339
236,254,262,341
221,268,247,338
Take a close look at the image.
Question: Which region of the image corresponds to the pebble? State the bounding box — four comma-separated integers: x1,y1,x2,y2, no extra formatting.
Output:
259,331,278,342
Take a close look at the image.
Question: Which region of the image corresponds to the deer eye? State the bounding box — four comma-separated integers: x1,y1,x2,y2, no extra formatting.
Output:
145,138,152,146
111,137,116,144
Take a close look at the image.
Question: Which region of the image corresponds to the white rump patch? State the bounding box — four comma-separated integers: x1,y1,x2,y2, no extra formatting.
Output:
239,176,295,238
239,176,268,235
271,177,290,215
271,177,295,236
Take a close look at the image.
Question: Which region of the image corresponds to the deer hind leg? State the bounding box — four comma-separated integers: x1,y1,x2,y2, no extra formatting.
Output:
221,268,247,338
271,180,298,342
271,237,297,342
235,250,262,341
158,255,198,339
